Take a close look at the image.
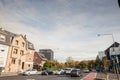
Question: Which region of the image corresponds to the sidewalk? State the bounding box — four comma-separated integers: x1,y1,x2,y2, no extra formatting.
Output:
96,72,120,80
0,72,18,77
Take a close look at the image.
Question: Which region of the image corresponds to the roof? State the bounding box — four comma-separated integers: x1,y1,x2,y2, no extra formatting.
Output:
105,42,120,52
27,40,35,50
37,52,47,61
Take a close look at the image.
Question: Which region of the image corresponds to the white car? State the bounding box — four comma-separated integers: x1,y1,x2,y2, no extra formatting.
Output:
22,69,37,75
64,68,73,75
83,69,89,73
55,69,64,75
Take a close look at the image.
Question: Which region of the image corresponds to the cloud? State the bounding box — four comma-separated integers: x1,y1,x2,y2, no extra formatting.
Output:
0,0,120,62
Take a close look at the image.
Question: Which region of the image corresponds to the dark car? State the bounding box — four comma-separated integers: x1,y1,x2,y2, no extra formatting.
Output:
70,69,82,77
41,71,48,75
41,70,53,75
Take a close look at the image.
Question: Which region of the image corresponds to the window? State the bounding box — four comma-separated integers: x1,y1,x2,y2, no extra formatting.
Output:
28,43,33,49
1,49,5,52
0,34,5,42
22,42,25,47
11,58,16,64
28,64,30,67
14,49,18,54
20,50,24,56
15,40,18,45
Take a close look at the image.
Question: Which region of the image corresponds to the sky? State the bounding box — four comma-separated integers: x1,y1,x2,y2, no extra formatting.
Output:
0,0,120,62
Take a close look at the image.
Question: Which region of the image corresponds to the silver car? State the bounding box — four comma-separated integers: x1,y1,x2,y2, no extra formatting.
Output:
70,69,82,77
22,69,37,76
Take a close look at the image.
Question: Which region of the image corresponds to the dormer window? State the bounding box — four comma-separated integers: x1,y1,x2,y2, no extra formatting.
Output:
15,40,18,45
28,43,33,49
0,34,5,42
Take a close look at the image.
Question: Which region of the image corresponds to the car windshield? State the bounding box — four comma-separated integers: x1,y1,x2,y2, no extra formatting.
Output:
71,70,77,72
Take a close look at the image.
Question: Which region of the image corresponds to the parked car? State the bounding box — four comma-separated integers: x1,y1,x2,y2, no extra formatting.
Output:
83,69,90,73
54,69,65,75
64,68,73,75
21,69,37,76
70,69,82,77
41,70,53,75
41,71,48,75
96,67,101,72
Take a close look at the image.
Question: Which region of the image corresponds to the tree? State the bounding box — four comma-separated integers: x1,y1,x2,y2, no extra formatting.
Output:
43,60,51,70
65,57,76,68
79,61,87,69
95,55,101,67
88,60,96,69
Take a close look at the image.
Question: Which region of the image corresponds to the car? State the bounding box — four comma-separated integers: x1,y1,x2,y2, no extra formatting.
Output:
41,70,53,75
54,69,65,75
41,71,48,75
70,69,82,77
83,69,90,73
64,68,73,75
21,69,37,76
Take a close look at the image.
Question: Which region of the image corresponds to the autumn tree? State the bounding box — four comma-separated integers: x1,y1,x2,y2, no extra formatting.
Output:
65,57,76,68
95,55,101,67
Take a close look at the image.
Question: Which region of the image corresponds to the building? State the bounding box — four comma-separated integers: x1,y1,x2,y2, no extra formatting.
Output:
33,52,47,71
5,34,36,72
104,42,120,71
0,28,35,73
105,42,120,60
98,51,106,61
0,28,11,72
23,40,35,71
5,35,27,72
39,49,54,60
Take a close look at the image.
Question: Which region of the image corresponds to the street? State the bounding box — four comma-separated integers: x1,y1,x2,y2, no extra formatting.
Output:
0,73,89,80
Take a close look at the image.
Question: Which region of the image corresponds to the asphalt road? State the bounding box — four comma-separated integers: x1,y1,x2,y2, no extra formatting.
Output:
0,73,89,80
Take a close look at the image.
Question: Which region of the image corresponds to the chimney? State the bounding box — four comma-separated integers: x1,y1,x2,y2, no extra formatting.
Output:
24,35,27,39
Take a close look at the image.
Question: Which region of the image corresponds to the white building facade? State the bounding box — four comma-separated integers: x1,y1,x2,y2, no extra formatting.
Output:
0,44,9,72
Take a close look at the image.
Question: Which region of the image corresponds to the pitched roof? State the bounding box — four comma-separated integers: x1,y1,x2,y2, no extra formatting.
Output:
105,42,120,52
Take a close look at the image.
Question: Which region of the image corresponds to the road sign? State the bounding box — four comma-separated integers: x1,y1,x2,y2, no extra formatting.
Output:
104,60,111,67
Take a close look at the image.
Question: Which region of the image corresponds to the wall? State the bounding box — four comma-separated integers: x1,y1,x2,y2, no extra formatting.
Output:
0,44,9,72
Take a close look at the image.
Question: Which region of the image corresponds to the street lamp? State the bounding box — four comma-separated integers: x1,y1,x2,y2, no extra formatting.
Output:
97,34,120,80
97,34,115,43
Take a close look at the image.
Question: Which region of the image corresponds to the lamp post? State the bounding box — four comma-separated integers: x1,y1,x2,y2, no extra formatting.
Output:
97,34,120,80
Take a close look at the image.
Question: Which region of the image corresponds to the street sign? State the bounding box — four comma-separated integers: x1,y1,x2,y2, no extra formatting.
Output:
104,60,111,67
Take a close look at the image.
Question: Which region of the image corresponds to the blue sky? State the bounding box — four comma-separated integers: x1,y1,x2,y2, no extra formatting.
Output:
0,0,120,62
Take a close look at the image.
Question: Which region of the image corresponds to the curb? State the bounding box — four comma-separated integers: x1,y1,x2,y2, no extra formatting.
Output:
94,78,106,80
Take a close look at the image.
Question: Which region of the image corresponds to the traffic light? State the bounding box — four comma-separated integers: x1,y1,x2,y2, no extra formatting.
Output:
118,0,120,7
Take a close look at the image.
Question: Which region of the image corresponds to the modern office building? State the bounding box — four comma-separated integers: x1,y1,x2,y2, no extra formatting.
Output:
39,49,54,60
